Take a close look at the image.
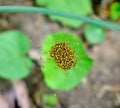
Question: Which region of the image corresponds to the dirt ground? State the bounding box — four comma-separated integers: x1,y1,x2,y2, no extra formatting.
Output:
0,0,120,108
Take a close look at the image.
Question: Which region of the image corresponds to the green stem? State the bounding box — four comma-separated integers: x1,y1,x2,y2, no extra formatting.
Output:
0,6,120,31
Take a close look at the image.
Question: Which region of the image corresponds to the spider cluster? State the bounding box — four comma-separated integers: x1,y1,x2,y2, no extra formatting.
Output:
50,41,76,70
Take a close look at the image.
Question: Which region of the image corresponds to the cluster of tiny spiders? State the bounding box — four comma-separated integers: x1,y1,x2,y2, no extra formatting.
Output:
50,41,76,70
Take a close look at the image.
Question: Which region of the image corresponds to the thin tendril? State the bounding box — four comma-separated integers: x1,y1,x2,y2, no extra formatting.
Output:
0,6,120,31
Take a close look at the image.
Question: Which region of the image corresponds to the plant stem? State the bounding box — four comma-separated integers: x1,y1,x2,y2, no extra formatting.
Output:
0,6,120,31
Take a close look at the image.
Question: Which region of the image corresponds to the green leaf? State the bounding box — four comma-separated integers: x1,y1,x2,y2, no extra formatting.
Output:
110,2,120,21
43,94,57,105
35,0,92,28
44,106,54,108
0,30,33,79
42,32,93,90
84,24,105,44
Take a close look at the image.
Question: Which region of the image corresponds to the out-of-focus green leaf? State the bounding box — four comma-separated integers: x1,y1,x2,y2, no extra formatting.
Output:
110,2,120,20
35,0,92,28
0,30,33,79
43,94,57,105
84,24,105,44
44,106,53,108
41,32,93,90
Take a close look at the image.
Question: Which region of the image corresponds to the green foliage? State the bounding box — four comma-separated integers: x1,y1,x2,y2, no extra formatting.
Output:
44,106,54,108
84,24,105,44
42,32,93,90
0,30,32,79
43,94,57,105
35,0,92,28
110,2,120,21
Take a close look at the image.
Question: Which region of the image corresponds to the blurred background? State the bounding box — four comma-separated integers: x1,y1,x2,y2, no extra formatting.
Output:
0,0,120,108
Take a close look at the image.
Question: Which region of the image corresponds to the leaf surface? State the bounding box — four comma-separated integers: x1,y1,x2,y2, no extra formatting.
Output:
0,30,32,79
42,32,93,90
84,24,105,44
35,0,92,28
